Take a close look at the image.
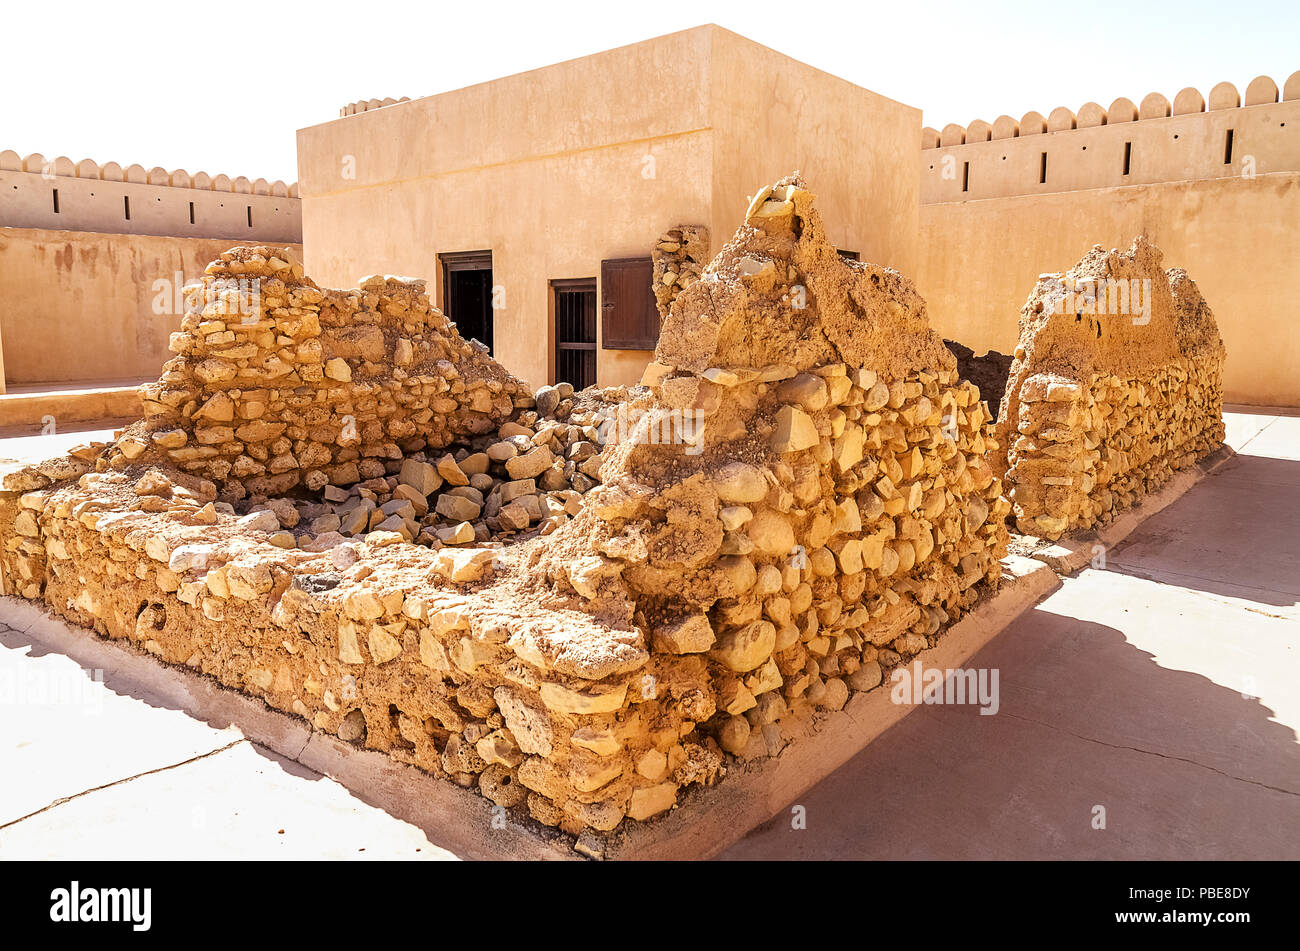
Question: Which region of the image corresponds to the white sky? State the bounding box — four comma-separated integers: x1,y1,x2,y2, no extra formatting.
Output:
4,0,1296,185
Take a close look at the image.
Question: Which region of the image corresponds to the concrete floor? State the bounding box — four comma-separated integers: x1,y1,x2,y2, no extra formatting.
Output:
0,407,1296,860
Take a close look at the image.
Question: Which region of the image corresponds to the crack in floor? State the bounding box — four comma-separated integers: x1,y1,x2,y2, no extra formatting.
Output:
0,738,247,832
1000,711,1300,798
1232,416,1281,455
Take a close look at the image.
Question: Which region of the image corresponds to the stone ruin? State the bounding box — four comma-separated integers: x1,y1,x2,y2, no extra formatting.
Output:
107,252,609,544
0,171,1081,843
993,237,1226,540
0,175,1012,838
0,180,1229,844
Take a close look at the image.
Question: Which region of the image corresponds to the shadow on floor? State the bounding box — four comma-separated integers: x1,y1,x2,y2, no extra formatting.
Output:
1106,453,1300,608
722,609,1300,860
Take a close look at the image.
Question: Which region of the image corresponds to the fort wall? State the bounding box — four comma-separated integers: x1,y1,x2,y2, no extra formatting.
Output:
0,151,299,241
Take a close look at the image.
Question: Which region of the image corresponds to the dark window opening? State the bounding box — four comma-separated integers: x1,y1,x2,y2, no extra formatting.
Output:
246,206,253,227
836,249,860,261
600,256,659,351
962,161,970,192
189,201,195,224
1039,152,1047,184
123,196,131,220
1224,129,1235,165
440,250,494,354
52,189,59,214
1123,141,1132,176
552,278,597,391
943,339,1013,421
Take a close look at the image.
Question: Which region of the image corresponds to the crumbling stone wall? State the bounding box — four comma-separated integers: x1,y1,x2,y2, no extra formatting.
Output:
0,176,1011,840
122,249,528,501
994,238,1225,539
650,225,709,319
508,174,1011,825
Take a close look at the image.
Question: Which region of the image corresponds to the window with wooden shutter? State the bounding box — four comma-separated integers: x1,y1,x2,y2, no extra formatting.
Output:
600,256,659,350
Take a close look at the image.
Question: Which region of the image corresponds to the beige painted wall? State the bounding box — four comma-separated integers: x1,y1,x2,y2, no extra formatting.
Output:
0,227,303,386
297,25,921,391
917,172,1300,407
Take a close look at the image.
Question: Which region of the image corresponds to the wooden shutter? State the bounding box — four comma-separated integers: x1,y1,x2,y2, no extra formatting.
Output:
600,256,659,350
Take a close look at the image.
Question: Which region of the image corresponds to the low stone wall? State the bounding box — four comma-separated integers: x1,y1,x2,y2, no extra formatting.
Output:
0,176,1011,841
994,238,1225,540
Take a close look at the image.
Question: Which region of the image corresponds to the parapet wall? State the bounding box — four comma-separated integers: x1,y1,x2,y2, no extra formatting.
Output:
0,176,1011,840
993,238,1225,539
0,151,300,241
916,162,1299,408
921,71,1300,202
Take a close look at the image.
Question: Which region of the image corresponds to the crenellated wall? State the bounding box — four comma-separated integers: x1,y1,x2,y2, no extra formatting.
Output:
0,150,300,242
339,97,412,118
920,71,1300,202
0,151,303,390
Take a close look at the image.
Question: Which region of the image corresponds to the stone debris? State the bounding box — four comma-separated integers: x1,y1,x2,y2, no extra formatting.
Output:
994,238,1225,539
